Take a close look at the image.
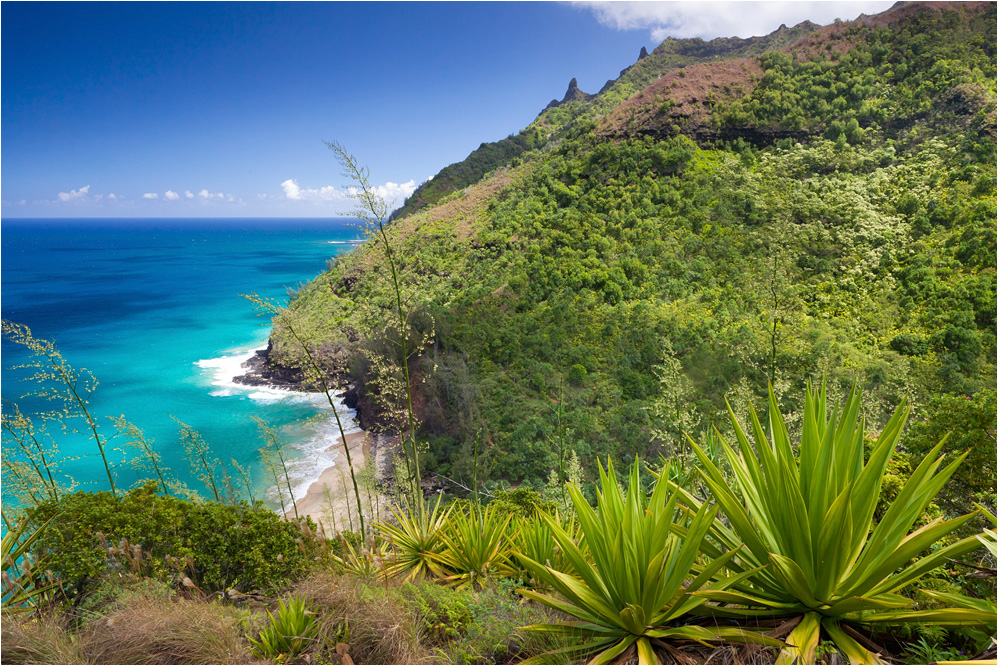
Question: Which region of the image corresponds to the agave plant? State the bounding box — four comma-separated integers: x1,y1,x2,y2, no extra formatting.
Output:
376,492,451,580
249,594,320,660
682,383,990,664
431,502,515,590
516,459,781,665
510,511,581,589
1,512,61,614
331,535,389,580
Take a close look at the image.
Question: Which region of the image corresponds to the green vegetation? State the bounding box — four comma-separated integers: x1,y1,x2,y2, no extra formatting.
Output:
2,3,995,664
25,483,323,597
4,384,992,664
249,595,320,661
280,6,996,489
517,459,781,664
681,384,989,663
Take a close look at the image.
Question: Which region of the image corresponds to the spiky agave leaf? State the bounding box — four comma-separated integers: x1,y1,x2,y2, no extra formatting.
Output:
249,594,319,660
1,512,62,613
331,536,389,580
510,510,583,588
431,502,515,590
375,492,451,580
680,382,990,664
516,459,782,665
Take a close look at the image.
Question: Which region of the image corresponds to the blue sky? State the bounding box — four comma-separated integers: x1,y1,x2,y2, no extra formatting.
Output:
2,1,893,218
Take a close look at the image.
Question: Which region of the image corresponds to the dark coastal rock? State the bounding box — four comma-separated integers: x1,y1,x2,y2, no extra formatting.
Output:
232,341,305,389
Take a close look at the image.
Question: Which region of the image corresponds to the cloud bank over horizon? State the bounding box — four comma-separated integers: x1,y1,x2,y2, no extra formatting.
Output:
280,178,418,209
2,179,419,217
575,1,895,41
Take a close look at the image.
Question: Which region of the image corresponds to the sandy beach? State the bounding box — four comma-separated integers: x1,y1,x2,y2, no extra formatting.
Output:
293,430,389,533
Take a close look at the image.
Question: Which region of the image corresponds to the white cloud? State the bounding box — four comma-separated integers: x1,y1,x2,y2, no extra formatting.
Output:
164,190,179,200
185,190,194,198
107,193,118,200
280,178,417,207
143,192,158,199
575,1,895,41
57,185,90,202
281,179,303,200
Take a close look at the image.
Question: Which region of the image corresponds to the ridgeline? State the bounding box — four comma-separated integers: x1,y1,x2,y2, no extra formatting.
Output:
272,1,996,495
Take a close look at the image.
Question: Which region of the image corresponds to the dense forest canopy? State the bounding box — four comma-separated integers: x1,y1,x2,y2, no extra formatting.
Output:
272,0,995,497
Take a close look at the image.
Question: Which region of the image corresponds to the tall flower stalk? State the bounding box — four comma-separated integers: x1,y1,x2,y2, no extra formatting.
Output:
2,321,116,497
325,140,424,513
244,294,366,535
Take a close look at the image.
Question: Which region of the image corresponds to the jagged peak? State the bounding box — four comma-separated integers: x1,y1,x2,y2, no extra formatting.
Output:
547,77,594,109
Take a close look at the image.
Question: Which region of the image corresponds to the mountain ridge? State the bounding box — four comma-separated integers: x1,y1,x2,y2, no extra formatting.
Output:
276,0,995,487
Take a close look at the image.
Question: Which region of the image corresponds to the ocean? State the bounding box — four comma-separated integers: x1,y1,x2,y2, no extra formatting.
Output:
1,217,363,508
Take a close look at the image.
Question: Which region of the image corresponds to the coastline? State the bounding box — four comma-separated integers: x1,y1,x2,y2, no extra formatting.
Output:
292,429,389,531
222,338,390,530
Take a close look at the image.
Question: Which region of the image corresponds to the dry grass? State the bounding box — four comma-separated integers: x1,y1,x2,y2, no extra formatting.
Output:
1,611,89,665
294,571,429,664
78,588,256,664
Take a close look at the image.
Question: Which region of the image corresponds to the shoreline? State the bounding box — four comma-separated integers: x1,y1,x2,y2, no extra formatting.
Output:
292,429,389,532
211,339,388,536
224,343,388,530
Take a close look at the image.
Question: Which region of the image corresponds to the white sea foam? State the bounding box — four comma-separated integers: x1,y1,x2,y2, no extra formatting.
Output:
195,343,320,406
327,240,363,245
280,410,362,503
196,340,362,509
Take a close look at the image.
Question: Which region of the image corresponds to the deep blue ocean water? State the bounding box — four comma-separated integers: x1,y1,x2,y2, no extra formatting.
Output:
1,218,363,507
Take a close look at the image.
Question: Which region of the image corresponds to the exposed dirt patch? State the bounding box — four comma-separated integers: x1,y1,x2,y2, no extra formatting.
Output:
597,1,995,144
859,0,994,29
598,58,764,138
783,20,857,62
409,167,516,242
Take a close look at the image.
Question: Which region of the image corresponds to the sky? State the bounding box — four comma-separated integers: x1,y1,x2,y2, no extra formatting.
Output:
2,1,895,218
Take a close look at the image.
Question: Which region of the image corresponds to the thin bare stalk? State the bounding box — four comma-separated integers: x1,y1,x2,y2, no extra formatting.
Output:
253,417,299,521
173,417,221,503
324,141,423,513
339,468,354,532
112,417,170,497
231,458,257,504
258,301,365,535
1,408,59,502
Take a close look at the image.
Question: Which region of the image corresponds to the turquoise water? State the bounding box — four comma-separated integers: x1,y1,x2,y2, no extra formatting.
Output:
1,218,363,506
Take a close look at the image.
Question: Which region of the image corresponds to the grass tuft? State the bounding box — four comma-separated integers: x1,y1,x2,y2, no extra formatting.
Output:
79,586,253,664
0,611,88,665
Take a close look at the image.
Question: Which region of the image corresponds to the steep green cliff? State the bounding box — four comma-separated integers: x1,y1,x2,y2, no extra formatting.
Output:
273,1,996,495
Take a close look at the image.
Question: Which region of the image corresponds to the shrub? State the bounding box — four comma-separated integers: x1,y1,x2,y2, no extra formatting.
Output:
567,364,587,386
28,483,322,598
398,579,473,646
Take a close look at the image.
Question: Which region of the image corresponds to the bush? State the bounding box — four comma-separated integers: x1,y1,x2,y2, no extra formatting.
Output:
567,363,587,386
28,483,323,598
399,580,473,646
